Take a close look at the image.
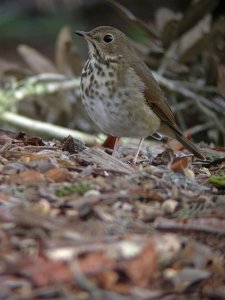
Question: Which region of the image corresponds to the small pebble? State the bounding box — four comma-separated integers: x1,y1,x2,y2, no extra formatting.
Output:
161,199,178,214
32,199,50,215
84,190,100,197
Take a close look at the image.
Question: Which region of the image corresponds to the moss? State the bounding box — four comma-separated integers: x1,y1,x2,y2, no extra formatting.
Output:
55,182,91,197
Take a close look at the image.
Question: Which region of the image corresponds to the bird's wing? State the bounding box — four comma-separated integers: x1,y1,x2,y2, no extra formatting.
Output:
127,55,204,159
130,57,179,131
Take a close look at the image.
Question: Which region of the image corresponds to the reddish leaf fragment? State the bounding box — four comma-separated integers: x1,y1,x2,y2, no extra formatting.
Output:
44,167,72,182
23,136,45,146
0,193,9,202
171,156,189,172
78,252,115,276
122,241,157,287
22,257,72,286
9,169,45,184
98,270,119,290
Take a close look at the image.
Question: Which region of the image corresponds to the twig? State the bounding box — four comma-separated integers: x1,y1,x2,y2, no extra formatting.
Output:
157,42,178,75
152,72,225,136
0,76,80,112
188,121,214,136
71,259,102,300
171,99,193,113
106,0,159,39
0,111,97,144
26,73,67,83
173,80,217,94
154,217,225,235
170,93,186,131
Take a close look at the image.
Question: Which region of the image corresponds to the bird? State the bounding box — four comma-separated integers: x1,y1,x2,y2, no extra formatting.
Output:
75,26,204,162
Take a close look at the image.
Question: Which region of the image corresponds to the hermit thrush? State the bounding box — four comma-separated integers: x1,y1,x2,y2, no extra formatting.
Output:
76,26,204,162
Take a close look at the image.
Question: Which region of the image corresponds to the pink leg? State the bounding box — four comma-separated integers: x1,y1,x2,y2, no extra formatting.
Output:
112,137,120,157
133,138,144,164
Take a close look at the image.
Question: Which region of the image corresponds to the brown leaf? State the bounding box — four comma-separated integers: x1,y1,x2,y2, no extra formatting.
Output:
122,241,157,287
171,156,189,172
217,64,225,98
98,271,119,290
78,252,115,276
44,167,72,182
18,45,57,74
23,136,45,146
55,26,83,76
9,169,45,184
0,193,9,202
22,257,72,286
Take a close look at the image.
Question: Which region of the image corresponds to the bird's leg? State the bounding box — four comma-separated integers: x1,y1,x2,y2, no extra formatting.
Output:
133,138,144,164
112,137,121,158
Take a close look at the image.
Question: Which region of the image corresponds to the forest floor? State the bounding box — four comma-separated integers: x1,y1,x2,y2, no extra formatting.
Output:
0,132,225,300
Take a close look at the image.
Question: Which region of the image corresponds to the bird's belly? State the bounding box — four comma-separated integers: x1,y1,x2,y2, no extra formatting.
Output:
82,86,161,138
81,61,161,137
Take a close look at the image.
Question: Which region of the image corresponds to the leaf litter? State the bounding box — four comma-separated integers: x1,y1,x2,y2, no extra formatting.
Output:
0,132,224,300
0,1,225,298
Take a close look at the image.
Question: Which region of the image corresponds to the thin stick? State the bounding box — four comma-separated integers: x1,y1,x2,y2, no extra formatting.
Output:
133,137,144,164
1,111,98,144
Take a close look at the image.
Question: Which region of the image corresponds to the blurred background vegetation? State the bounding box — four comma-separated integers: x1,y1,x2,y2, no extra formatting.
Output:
0,0,225,145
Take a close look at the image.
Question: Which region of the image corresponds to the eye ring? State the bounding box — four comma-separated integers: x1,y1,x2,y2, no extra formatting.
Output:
103,34,114,43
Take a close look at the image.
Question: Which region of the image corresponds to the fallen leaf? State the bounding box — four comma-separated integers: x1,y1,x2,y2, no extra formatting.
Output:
122,241,157,287
22,257,72,286
98,270,119,290
24,136,45,146
0,193,9,202
171,156,189,172
78,252,115,276
18,45,57,73
44,167,72,182
9,169,45,184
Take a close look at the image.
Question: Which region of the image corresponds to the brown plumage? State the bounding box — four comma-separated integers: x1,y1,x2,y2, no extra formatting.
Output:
76,26,204,161
129,54,204,159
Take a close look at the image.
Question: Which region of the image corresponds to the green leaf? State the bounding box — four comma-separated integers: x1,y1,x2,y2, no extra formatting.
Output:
208,175,225,187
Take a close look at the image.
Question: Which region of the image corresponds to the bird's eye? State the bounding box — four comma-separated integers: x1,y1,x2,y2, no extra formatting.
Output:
103,34,113,43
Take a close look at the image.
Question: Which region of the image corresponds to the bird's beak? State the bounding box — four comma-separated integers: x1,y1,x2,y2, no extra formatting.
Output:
75,30,87,37
75,30,92,41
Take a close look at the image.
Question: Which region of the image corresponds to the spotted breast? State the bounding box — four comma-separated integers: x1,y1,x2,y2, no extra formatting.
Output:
80,57,161,138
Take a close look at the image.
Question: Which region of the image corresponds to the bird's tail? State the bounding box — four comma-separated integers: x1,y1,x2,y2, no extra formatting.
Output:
175,132,204,159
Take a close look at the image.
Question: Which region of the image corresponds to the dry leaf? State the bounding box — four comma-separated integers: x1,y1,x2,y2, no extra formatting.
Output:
122,241,157,287
22,257,72,286
44,167,71,182
18,45,57,74
55,26,83,76
78,251,115,275
217,64,225,98
171,156,189,172
9,169,45,184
